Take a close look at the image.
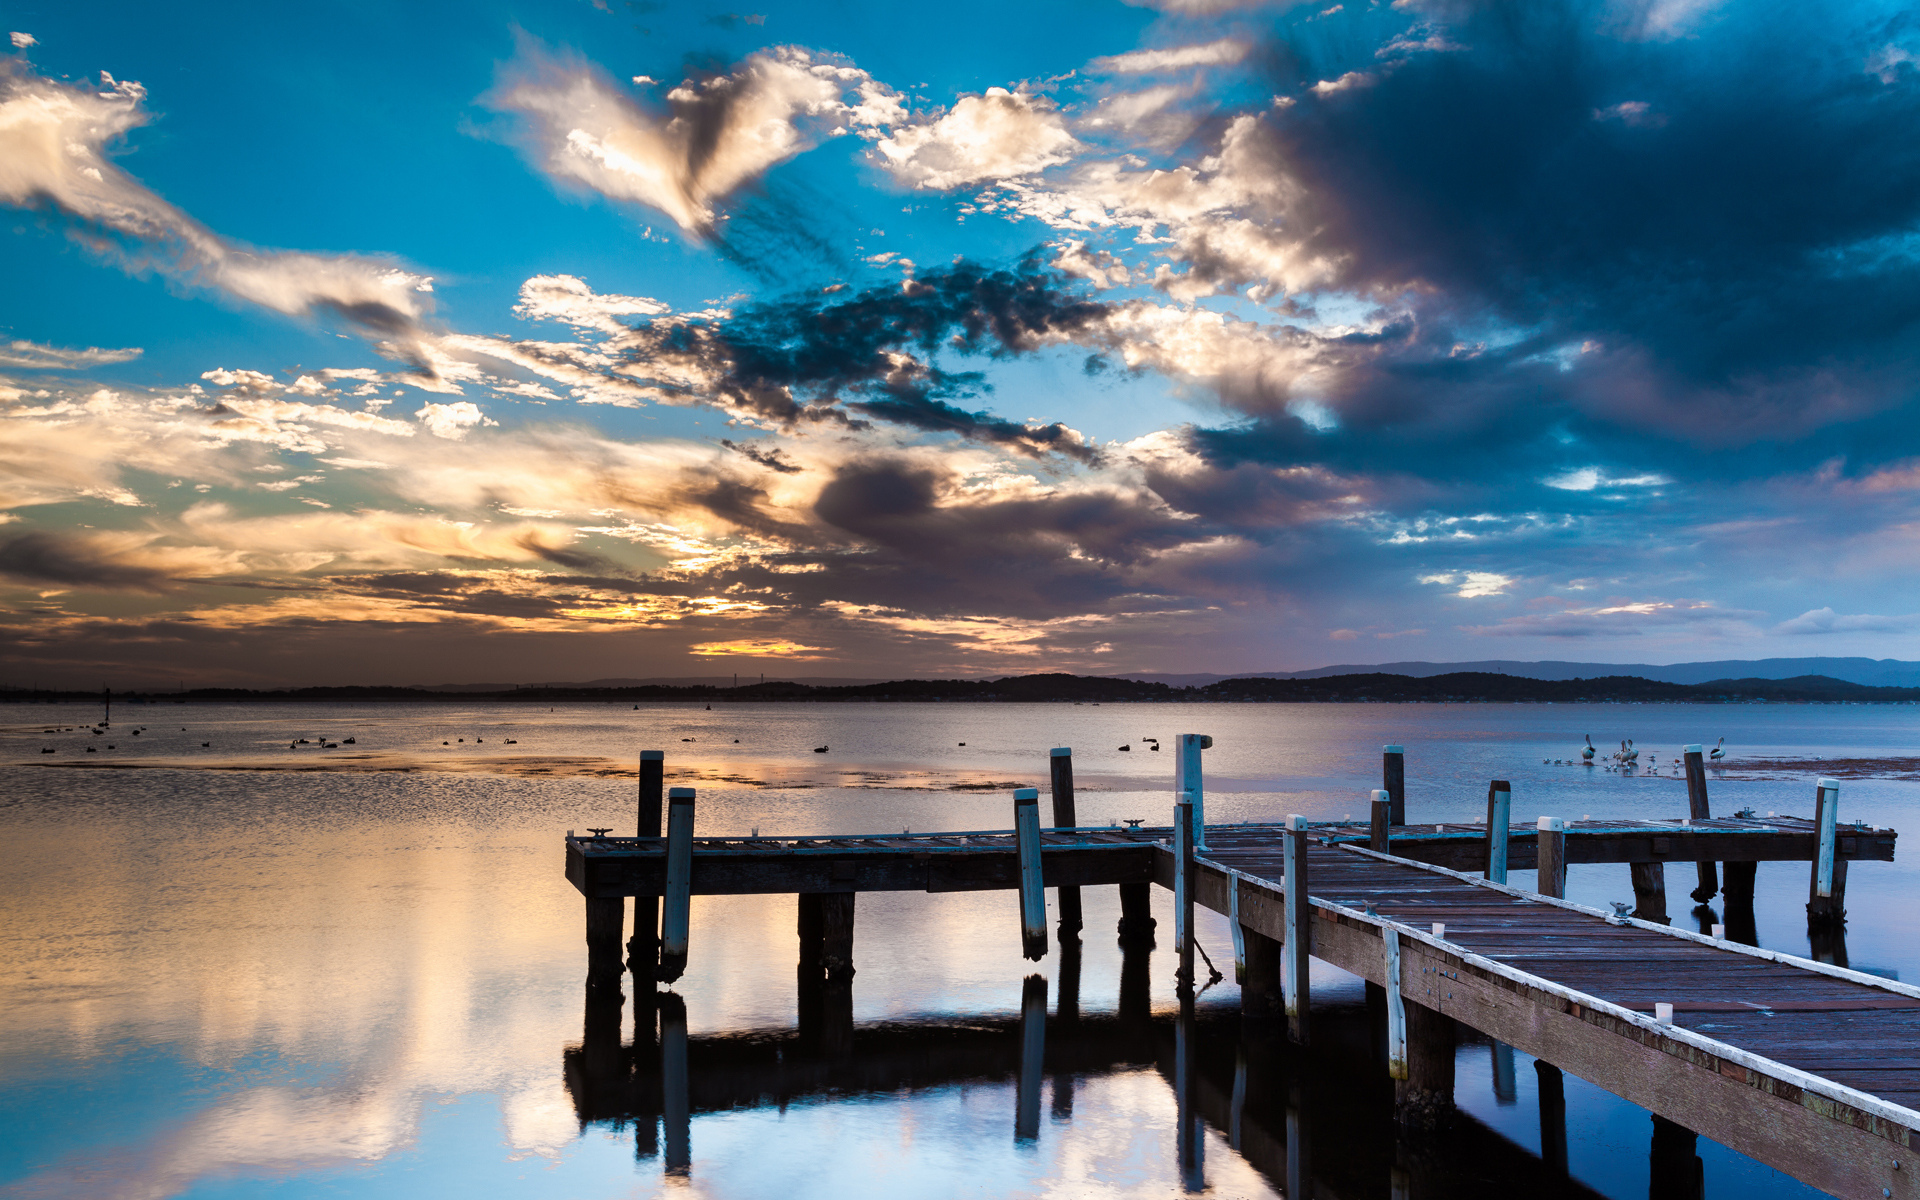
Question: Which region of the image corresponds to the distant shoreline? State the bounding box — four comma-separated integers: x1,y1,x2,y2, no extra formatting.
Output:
7,671,1920,705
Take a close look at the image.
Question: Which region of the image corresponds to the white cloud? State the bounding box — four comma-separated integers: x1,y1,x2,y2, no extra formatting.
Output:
414,401,493,439
1419,570,1512,597
1463,599,1764,638
1868,45,1918,84
1543,467,1667,491
9,32,35,49
513,274,669,334
1773,607,1920,636
0,339,141,369
1310,71,1375,96
1592,100,1665,127
875,89,1079,190
1089,39,1251,75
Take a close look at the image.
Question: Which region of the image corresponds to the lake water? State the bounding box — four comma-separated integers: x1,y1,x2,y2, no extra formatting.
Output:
2,699,1916,1199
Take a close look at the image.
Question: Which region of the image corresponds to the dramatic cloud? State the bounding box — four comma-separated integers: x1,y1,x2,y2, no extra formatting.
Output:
1774,608,1920,637
876,89,1078,189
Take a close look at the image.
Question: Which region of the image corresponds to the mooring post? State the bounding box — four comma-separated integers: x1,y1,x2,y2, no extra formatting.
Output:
1117,881,1156,945
1383,926,1408,1081
1808,776,1846,928
1650,1115,1704,1200
586,891,626,983
1683,745,1718,902
1174,788,1196,992
1283,814,1311,1044
657,787,696,983
1370,789,1392,852
1484,781,1510,884
661,991,691,1176
1014,787,1049,961
1630,861,1670,924
1536,816,1566,899
1536,1060,1568,1176
1398,997,1456,1131
1016,974,1046,1143
631,750,664,972
1048,748,1082,940
1177,733,1212,849
1383,745,1406,824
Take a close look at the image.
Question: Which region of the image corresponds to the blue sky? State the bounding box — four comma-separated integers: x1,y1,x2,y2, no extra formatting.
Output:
3,0,1920,686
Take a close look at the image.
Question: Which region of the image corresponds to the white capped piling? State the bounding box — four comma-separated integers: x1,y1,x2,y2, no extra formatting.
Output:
1383,744,1406,824
1809,777,1846,927
1683,744,1718,902
1369,789,1392,852
1173,786,1196,989
657,787,696,983
1283,813,1311,1043
1048,748,1082,939
1175,734,1212,849
1536,815,1567,899
1485,781,1511,884
1383,925,1408,1080
1014,787,1048,961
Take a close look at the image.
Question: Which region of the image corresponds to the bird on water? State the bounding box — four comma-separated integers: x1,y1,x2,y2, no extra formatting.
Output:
1710,737,1726,762
1582,734,1596,762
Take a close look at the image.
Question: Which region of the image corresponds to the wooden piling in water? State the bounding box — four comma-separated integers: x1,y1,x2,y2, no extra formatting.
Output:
1242,923,1283,1027
1383,926,1408,1080
657,787,695,983
1048,748,1082,939
1383,745,1406,824
820,892,855,981
631,750,664,972
1536,816,1566,899
1723,860,1757,907
586,891,626,981
1117,881,1155,945
1283,814,1310,1044
1650,1115,1704,1200
1396,995,1456,1130
1808,777,1846,928
1631,860,1670,924
1370,789,1392,853
1484,781,1510,885
1015,787,1049,961
1683,745,1718,902
1177,733,1211,849
1174,790,1196,990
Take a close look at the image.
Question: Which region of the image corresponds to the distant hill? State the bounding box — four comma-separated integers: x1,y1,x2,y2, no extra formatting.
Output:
1117,657,1920,688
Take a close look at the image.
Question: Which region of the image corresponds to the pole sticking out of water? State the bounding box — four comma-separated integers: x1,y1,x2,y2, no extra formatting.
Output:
658,787,696,982
1536,816,1567,899
1014,787,1048,961
1809,777,1845,928
1370,789,1392,852
1284,813,1311,1044
1485,781,1511,885
1683,745,1718,902
1048,748,1082,940
1383,745,1406,824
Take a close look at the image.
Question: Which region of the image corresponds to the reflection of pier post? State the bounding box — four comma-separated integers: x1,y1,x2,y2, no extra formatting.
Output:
660,992,690,1176
1120,940,1152,1044
1536,1060,1568,1177
1285,1078,1310,1200
1175,992,1205,1193
1052,942,1079,1120
797,892,856,1057
1017,975,1046,1143
583,979,625,1084
1490,1040,1517,1105
1649,1115,1704,1200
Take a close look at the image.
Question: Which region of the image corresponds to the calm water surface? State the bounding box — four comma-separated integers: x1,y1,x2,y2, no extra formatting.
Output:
2,700,1916,1198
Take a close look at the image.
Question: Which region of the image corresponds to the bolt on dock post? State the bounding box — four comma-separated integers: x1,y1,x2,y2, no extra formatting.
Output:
1048,748,1082,940
1173,787,1196,991
1283,814,1311,1044
1383,745,1406,824
1014,787,1049,962
1536,816,1567,899
656,787,696,983
1177,734,1211,849
631,750,665,973
1369,789,1392,852
1484,781,1511,884
1808,777,1846,928
1683,744,1718,902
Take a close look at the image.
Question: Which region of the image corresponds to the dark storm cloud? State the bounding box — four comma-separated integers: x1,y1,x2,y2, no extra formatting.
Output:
0,532,178,592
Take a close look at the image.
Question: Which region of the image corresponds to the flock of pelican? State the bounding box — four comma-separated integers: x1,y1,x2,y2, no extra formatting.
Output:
1545,736,1727,773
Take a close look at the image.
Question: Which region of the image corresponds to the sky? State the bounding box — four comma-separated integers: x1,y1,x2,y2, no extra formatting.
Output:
2,0,1920,687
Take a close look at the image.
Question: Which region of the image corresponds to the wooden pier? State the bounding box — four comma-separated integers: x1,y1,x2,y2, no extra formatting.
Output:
565,745,1908,1197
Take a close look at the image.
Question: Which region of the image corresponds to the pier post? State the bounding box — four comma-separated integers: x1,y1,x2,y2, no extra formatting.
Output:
1370,789,1392,852
1723,860,1758,907
1650,1115,1705,1200
1177,733,1211,848
1015,787,1049,961
1808,777,1846,928
1016,974,1046,1143
1397,998,1456,1131
661,991,691,1175
1283,814,1311,1044
1383,745,1406,824
1536,1061,1568,1177
657,787,696,983
1242,924,1283,1028
1117,881,1156,945
1174,788,1196,991
1484,782,1510,884
1630,861,1670,924
1228,869,1246,982
586,894,626,982
820,892,856,982
631,750,664,972
1049,748,1082,940
1383,927,1408,1081
1536,816,1566,899
1683,745,1718,902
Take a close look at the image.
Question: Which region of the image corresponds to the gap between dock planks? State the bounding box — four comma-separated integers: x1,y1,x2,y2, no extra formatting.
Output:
1184,839,1920,1199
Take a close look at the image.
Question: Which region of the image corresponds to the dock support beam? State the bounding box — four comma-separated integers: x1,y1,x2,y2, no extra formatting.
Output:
1015,787,1048,961
630,750,663,973
1684,745,1718,902
657,787,695,983
1650,1115,1704,1200
1808,777,1847,928
1048,748,1082,940
1242,925,1283,1028
1631,861,1669,923
1484,781,1510,885
1396,999,1456,1130
1536,816,1566,899
586,893,626,982
1283,814,1311,1044
1383,745,1406,824
1117,881,1155,945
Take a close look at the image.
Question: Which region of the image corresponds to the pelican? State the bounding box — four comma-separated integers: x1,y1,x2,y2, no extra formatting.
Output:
1582,735,1596,763
1709,737,1725,762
